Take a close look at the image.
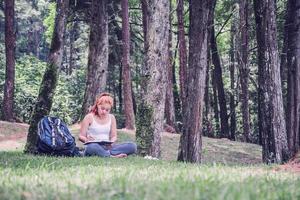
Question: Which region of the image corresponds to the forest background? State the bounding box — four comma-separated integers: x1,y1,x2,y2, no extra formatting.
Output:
0,0,298,164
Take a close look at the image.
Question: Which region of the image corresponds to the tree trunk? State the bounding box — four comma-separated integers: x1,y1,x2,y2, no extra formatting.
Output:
280,9,288,108
136,0,169,158
254,0,290,163
165,1,176,129
24,0,69,153
141,0,148,51
210,16,230,138
118,65,123,113
68,17,78,76
204,47,213,137
121,0,135,130
229,19,236,141
203,4,214,138
173,61,182,123
286,0,300,158
178,0,210,163
0,1,5,35
81,0,108,117
212,67,220,136
107,1,122,114
2,0,16,122
177,0,188,107
172,41,182,123
238,0,251,142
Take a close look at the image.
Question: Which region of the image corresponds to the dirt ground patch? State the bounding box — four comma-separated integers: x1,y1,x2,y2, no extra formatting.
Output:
277,163,300,173
0,120,29,136
0,139,25,151
0,132,27,142
277,153,300,173
0,121,28,150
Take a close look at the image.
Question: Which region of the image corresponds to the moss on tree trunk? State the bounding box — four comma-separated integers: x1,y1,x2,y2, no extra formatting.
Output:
136,104,154,156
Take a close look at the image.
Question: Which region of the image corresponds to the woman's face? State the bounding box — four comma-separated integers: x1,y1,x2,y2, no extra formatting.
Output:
97,103,111,116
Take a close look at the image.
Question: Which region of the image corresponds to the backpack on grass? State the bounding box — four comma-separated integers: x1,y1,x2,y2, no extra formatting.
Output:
37,116,81,156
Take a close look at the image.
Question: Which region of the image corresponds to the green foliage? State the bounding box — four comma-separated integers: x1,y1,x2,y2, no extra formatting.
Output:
51,70,85,124
114,112,126,128
215,0,234,54
128,0,140,8
14,0,50,60
14,56,47,121
43,2,56,45
0,151,299,200
0,1,90,124
11,55,85,124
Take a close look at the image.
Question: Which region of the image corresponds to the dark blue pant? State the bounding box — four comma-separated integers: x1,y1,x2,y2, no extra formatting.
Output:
84,142,137,157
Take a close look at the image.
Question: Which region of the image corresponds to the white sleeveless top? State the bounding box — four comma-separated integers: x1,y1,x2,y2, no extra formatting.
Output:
87,114,112,141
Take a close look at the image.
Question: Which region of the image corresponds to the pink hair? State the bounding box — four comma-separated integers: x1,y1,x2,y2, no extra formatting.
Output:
90,93,114,115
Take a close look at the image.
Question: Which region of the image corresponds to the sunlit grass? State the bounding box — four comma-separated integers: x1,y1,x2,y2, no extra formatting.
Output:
0,152,299,200
0,121,298,199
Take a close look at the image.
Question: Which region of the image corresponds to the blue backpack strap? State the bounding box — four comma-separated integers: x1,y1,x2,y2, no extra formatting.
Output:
48,117,57,147
56,118,68,143
37,117,44,138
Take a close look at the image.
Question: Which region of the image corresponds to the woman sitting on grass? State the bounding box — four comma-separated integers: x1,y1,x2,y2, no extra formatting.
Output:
79,92,137,158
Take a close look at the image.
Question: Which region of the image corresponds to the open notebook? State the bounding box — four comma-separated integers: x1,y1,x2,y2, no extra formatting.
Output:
84,140,114,145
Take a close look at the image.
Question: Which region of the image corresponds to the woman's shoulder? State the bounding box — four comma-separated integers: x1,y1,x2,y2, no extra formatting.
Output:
109,114,116,120
83,113,94,123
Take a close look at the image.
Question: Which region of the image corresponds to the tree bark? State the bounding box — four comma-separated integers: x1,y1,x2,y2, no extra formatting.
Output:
165,1,176,129
68,16,78,76
136,0,169,158
254,0,290,163
177,0,187,107
141,0,148,51
203,46,213,137
178,0,210,163
238,0,251,142
280,8,288,107
2,0,16,122
229,18,236,141
210,2,230,138
81,0,108,117
173,60,182,123
121,0,135,130
24,0,69,153
107,1,122,113
203,3,214,138
286,0,300,158
118,64,123,113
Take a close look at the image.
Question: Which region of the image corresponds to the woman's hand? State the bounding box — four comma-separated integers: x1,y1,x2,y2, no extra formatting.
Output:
86,135,95,142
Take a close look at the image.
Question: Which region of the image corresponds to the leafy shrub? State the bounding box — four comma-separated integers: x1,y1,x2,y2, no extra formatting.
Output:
11,55,85,124
114,112,126,128
14,55,46,121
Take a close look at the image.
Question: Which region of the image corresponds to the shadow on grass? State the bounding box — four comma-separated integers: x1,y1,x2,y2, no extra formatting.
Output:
0,151,155,171
0,151,266,174
0,130,140,171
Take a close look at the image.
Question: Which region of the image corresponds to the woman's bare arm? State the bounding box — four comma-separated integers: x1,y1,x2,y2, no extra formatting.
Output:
110,115,117,142
79,114,93,143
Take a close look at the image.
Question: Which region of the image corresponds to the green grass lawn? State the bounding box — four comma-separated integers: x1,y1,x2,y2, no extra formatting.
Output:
0,121,299,199
0,151,299,200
